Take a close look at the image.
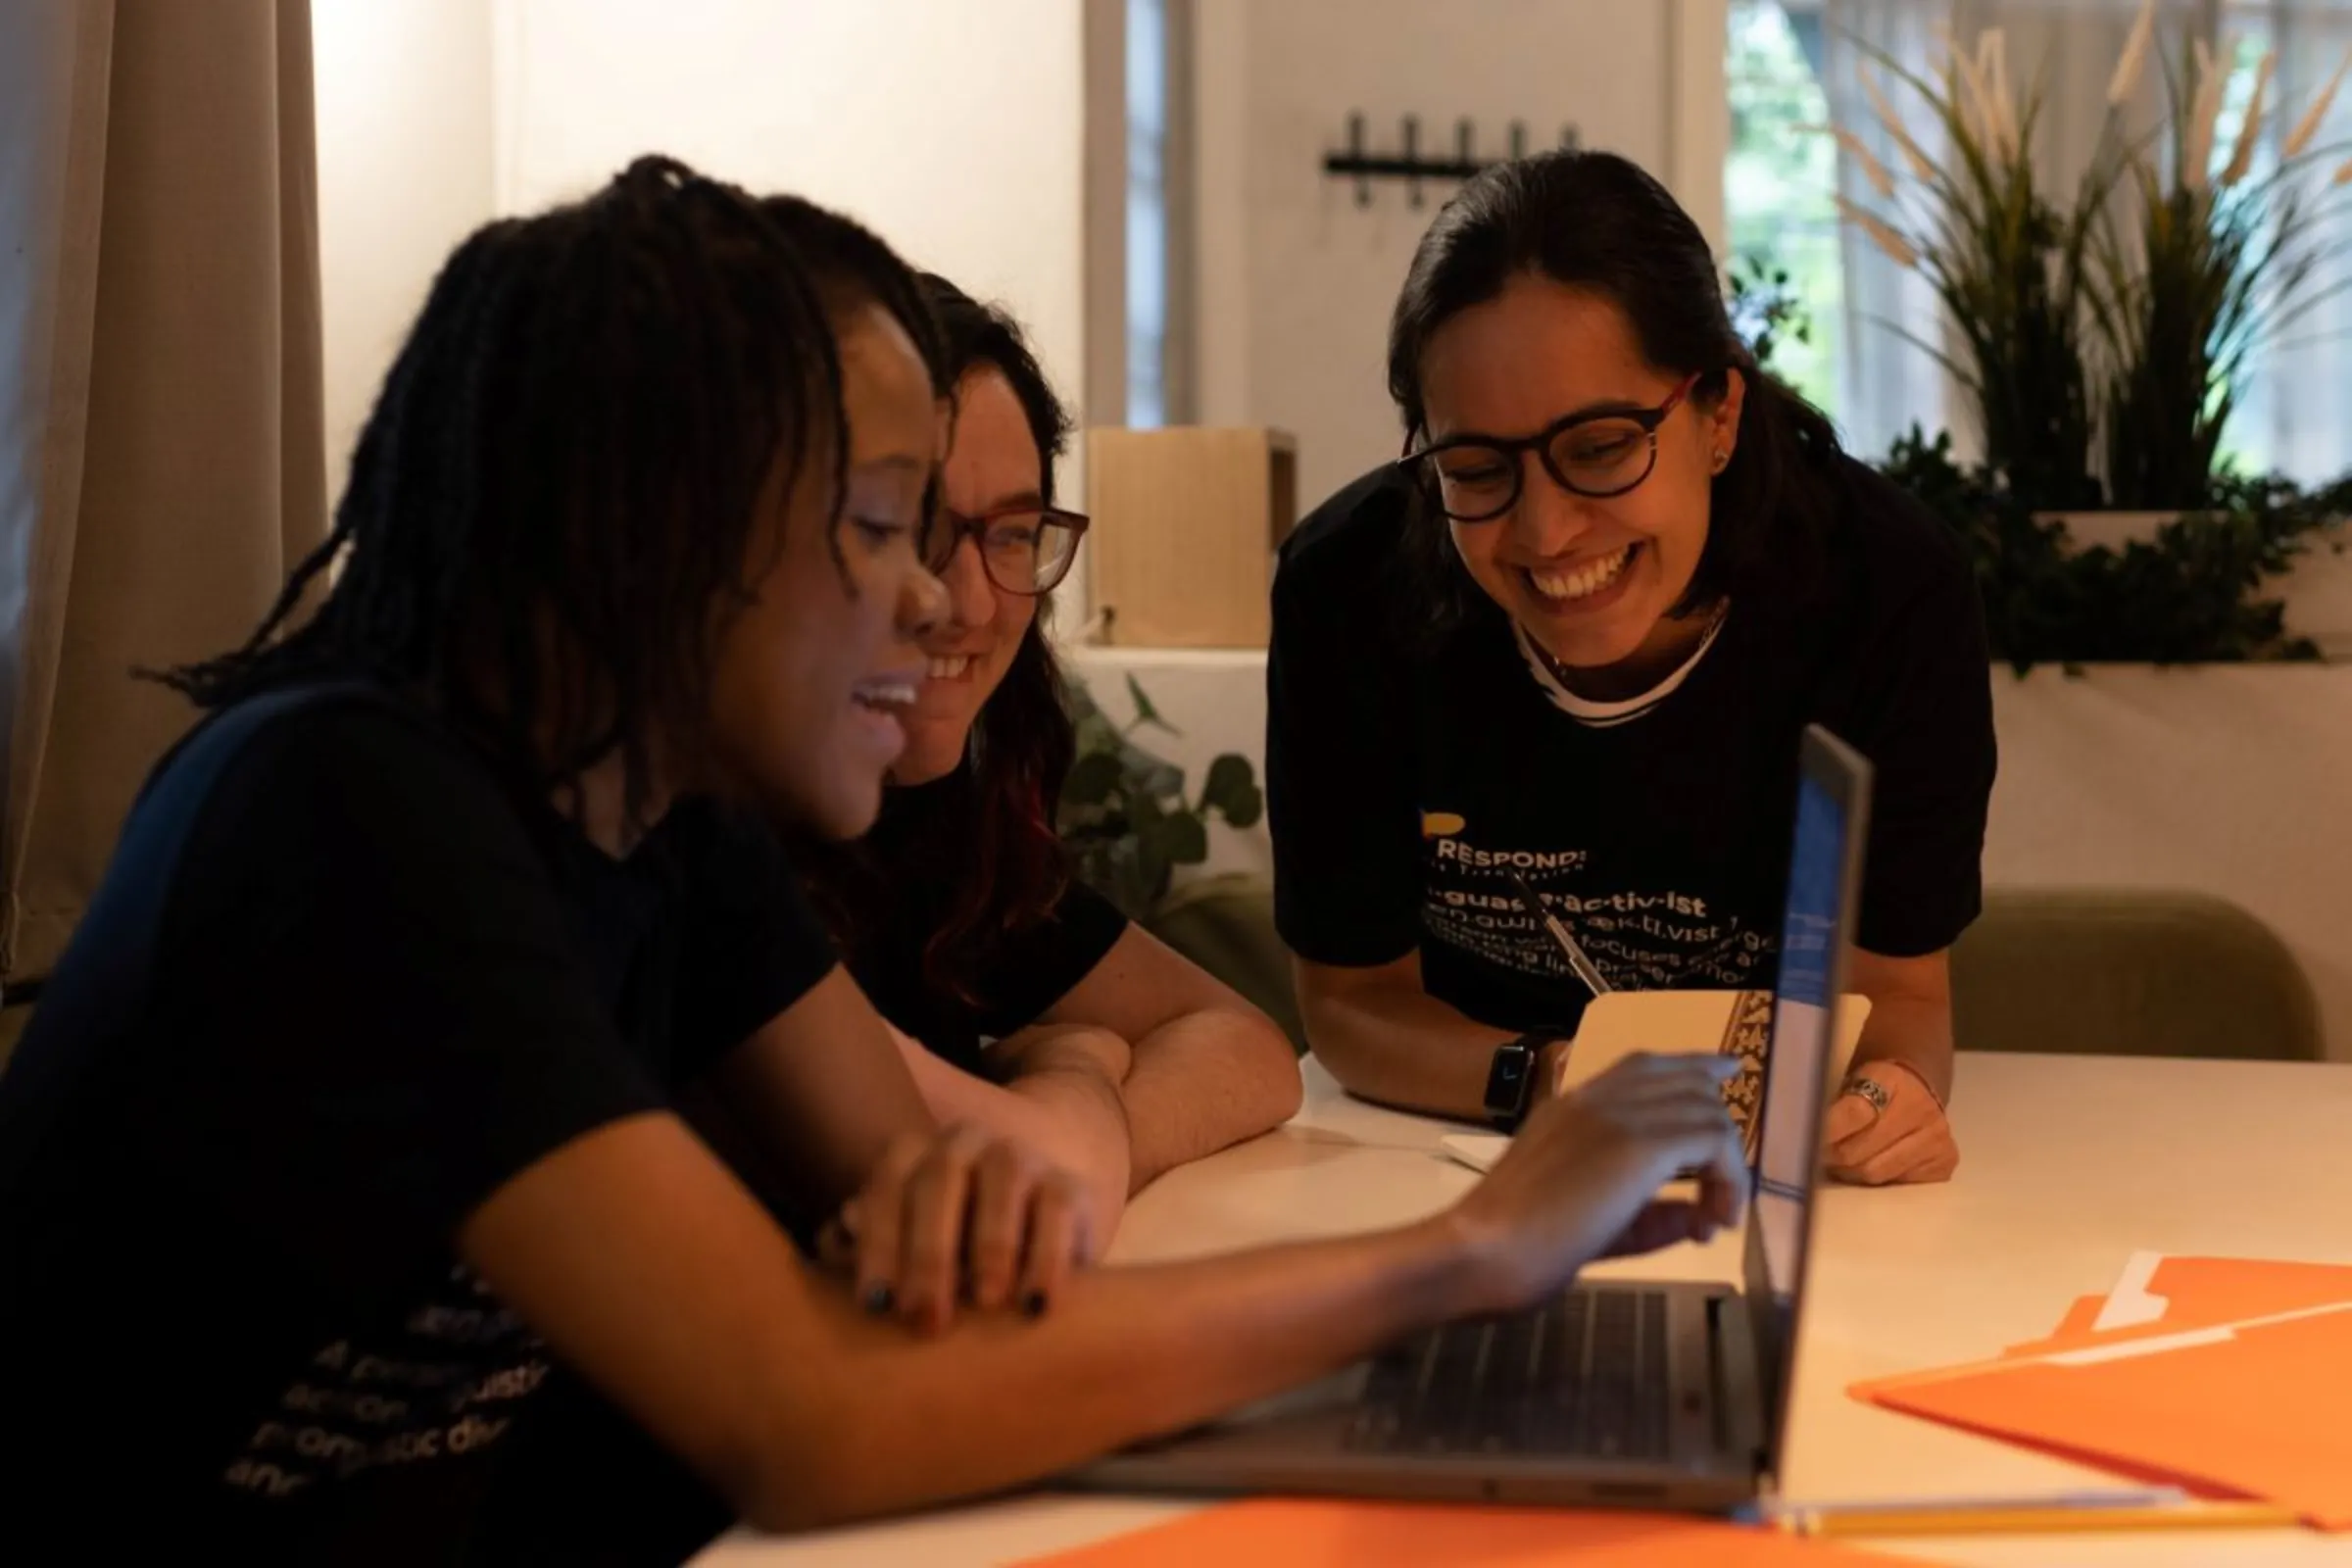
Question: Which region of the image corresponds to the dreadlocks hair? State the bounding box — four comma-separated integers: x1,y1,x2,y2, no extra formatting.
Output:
156,156,861,826
755,196,949,398
794,274,1080,1009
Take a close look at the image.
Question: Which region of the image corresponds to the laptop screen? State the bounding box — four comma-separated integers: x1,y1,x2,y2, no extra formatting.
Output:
1741,727,1871,1480
1753,764,1847,1299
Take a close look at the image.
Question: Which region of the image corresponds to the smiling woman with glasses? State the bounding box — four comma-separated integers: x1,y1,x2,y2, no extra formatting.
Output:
1404,372,1699,517
791,272,1302,1245
1267,149,1998,1189
928,498,1090,595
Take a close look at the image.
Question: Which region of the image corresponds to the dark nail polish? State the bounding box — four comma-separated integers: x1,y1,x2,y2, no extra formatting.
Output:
1021,1290,1048,1318
862,1283,896,1316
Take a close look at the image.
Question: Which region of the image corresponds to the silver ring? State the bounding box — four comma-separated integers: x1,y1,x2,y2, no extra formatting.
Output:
1841,1075,1891,1121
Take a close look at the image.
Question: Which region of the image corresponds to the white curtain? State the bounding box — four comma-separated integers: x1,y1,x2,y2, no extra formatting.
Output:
1817,0,2352,486
2236,0,2352,486
1817,0,1963,460
0,0,325,993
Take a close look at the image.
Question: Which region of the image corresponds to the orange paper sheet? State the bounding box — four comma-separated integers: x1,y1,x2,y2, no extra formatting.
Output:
1999,1256,2352,1359
1019,1499,1929,1567
1858,1293,2352,1531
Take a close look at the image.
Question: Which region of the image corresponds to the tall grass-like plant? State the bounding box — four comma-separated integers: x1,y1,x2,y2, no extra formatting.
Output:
2090,17,2352,509
1828,26,2126,508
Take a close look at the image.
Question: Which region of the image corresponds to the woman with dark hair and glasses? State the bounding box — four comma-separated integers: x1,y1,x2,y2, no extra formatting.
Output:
1268,149,1995,1186
794,272,1300,1239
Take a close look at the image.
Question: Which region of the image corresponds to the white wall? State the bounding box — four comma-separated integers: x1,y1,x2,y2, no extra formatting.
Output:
1189,0,1719,511
310,0,1710,550
490,0,1091,470
314,0,1106,618
312,0,496,502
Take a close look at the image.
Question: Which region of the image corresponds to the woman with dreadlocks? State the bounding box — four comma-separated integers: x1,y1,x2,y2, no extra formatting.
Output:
0,160,1746,1564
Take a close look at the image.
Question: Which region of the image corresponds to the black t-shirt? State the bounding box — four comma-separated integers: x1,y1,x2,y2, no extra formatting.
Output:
832,770,1129,1075
0,682,836,1563
1267,456,1997,1037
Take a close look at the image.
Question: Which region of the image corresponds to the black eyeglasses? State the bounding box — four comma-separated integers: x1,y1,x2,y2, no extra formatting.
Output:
1397,373,1701,522
927,503,1090,595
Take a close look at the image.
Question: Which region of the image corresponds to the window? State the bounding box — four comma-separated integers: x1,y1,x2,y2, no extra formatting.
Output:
2208,2,2352,489
1725,0,1841,420
1127,0,1169,428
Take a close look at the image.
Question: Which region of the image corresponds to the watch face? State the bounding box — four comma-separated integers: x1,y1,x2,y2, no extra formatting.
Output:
1486,1045,1535,1116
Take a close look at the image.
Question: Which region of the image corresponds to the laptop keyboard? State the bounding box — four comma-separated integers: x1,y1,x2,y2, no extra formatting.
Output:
1345,1288,1673,1460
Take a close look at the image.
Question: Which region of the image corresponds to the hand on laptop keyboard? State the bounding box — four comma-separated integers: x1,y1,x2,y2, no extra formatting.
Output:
1441,1053,1747,1316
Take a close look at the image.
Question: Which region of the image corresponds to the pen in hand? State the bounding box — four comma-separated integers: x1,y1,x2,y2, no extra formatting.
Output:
1504,869,1613,999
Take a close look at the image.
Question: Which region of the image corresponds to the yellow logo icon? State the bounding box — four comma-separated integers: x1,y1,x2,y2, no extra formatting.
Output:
1421,810,1466,838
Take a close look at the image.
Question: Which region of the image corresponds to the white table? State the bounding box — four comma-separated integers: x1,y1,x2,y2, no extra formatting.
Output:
699,1053,2352,1566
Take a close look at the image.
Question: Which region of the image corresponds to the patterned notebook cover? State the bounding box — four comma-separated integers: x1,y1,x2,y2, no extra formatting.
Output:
1553,989,1868,1159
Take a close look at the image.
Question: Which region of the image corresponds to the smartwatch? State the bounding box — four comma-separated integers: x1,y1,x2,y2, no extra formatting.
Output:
1483,1030,1565,1131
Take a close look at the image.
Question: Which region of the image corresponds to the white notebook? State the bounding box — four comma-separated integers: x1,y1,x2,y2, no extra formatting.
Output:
1438,988,1871,1175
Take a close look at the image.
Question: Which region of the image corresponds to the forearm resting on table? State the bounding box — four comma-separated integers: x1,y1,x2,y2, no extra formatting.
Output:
1851,993,1953,1102
1296,955,1515,1123
1845,949,1956,1103
896,1028,1132,1226
1115,1008,1304,1192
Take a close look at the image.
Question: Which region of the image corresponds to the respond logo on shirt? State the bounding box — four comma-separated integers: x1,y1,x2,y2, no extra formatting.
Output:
1416,817,1764,995
1422,812,1592,874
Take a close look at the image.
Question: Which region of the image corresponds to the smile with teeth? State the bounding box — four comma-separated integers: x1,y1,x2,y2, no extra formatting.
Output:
926,655,974,681
854,677,918,712
1527,544,1637,603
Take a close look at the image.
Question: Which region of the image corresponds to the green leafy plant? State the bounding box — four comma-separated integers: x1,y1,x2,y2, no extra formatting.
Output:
1058,673,1263,921
1882,425,2350,671
1727,253,1815,374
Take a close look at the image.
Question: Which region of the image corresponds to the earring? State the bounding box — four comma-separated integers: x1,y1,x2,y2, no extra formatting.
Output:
1710,449,1728,472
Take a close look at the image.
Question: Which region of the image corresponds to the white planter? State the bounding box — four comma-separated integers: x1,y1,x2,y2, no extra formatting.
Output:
2037,509,2352,659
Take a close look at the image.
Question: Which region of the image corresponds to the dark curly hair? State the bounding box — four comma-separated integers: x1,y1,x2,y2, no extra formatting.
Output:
158,157,946,824
797,274,1079,1007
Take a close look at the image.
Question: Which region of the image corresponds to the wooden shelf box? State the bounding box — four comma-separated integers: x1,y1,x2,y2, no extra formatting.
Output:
1084,426,1298,648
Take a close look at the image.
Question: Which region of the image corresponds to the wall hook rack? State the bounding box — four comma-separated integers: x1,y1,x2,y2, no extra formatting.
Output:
1322,114,1579,208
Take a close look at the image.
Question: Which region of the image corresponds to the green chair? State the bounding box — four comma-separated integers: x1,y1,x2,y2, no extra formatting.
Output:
1951,888,2323,1062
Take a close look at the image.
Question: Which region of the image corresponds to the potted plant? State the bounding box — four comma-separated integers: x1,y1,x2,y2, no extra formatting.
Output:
1825,24,2119,508
1878,427,2350,672
1730,248,2349,671
2088,18,2352,513
1057,672,1262,922
1819,5,2352,657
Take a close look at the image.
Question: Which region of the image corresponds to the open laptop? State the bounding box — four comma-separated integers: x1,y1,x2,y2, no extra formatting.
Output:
1070,724,1873,1513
